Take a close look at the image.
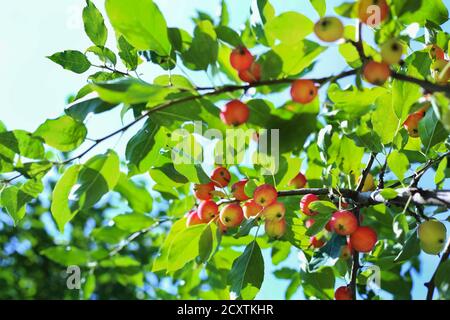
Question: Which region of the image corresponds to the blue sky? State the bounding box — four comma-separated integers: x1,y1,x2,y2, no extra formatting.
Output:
0,0,449,300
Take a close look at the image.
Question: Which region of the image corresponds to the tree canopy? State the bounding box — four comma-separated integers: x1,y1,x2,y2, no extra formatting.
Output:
1,0,450,300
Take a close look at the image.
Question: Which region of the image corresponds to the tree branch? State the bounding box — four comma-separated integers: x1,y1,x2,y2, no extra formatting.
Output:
391,72,450,95
425,238,450,300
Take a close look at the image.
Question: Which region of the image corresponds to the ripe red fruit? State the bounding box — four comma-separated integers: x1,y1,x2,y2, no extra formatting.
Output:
231,180,250,201
253,184,278,207
335,286,353,300
330,210,358,236
210,166,231,188
243,199,263,219
363,61,391,85
265,218,287,239
358,0,389,27
403,110,425,138
230,46,254,71
310,236,326,248
220,100,250,126
220,203,244,227
350,226,378,252
193,182,215,200
238,62,261,83
300,194,319,216
428,44,445,60
186,210,204,227
198,200,219,222
262,202,286,221
289,172,307,189
217,219,228,234
290,79,318,104
325,220,333,232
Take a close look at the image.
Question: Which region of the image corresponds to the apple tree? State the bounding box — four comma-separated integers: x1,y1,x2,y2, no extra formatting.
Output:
1,0,450,300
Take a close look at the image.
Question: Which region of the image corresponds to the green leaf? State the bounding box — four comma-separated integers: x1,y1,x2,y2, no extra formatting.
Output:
392,79,421,121
394,229,420,262
83,0,108,46
41,246,90,266
305,211,333,237
372,93,400,144
118,36,139,71
91,78,178,105
86,46,117,65
265,12,313,46
308,201,337,214
152,218,187,272
256,0,275,24
309,234,347,272
1,179,43,225
387,150,409,181
435,157,447,186
126,120,167,175
105,0,171,56
92,226,128,244
215,26,242,47
380,188,399,200
51,165,81,232
182,20,218,71
83,273,96,300
114,173,153,213
395,0,448,26
65,96,118,122
0,130,45,161
301,267,335,300
234,218,258,239
48,50,91,74
16,161,53,179
228,240,264,300
419,108,448,153
199,224,213,263
34,115,87,152
435,260,450,288
310,0,326,17
334,2,357,18
74,150,120,209
167,224,209,272
113,213,154,233
271,241,292,265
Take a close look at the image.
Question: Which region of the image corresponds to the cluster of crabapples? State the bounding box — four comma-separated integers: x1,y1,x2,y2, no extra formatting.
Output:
186,166,288,238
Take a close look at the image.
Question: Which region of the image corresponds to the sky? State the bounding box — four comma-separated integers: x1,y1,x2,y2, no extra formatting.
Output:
0,0,449,300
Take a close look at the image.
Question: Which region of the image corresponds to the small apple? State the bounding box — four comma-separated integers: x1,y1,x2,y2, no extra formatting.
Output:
314,17,344,42
350,226,378,252
428,44,445,60
289,172,307,189
325,220,333,232
290,79,318,104
230,46,254,71
330,210,358,236
220,100,250,126
431,59,450,84
335,286,353,300
210,166,231,188
418,220,447,255
238,62,261,83
198,200,219,222
231,180,250,201
358,0,389,27
193,182,215,200
219,203,244,228
363,60,391,85
381,38,403,65
217,219,228,234
357,173,375,192
186,210,204,227
243,199,263,219
300,194,319,216
403,110,425,138
265,218,287,239
262,201,286,221
253,184,278,207
310,236,326,248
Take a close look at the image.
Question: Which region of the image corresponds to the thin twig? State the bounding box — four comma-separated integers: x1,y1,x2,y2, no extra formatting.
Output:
425,239,450,300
